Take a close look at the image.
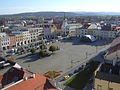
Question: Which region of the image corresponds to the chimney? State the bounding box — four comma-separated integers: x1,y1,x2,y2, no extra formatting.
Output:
24,77,28,81
29,74,35,78
32,74,35,78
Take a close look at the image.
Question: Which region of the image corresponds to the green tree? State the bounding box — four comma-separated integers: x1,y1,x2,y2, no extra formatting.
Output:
49,45,57,53
40,45,47,50
30,48,36,54
39,50,49,57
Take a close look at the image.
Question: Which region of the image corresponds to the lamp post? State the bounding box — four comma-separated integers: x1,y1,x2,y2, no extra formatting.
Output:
71,59,74,68
96,46,98,53
85,52,88,59
28,64,31,71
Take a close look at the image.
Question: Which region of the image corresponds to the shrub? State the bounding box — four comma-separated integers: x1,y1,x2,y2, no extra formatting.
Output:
6,57,15,61
39,50,49,57
30,48,36,54
49,45,57,52
40,45,47,50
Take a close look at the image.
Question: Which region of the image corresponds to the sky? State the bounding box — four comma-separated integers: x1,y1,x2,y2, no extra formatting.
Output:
0,0,120,15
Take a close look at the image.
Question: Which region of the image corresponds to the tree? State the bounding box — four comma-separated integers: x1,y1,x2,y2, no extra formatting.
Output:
49,45,57,53
39,50,49,57
40,45,47,50
6,57,15,61
30,48,36,54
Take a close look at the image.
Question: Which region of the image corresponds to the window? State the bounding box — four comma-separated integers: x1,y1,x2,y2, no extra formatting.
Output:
97,85,102,90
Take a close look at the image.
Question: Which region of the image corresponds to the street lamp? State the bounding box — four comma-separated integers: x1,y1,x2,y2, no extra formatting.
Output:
96,46,98,53
71,59,74,68
85,52,88,59
28,64,31,71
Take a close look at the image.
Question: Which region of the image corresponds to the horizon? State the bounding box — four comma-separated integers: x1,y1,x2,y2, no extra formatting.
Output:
0,0,120,15
1,11,120,16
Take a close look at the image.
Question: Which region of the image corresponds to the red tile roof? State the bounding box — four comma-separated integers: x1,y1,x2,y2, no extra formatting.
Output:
111,37,120,47
0,67,32,87
107,43,120,55
7,73,57,90
107,37,120,55
55,24,62,29
0,75,3,82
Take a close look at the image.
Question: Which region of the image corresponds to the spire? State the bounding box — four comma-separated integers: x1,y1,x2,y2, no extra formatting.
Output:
64,12,65,20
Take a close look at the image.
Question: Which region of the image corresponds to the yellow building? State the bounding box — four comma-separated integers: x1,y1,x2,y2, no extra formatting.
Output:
21,30,30,45
94,63,120,90
15,33,23,46
12,30,31,46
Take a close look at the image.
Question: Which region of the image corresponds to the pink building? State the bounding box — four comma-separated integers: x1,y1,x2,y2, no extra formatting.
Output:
9,34,16,47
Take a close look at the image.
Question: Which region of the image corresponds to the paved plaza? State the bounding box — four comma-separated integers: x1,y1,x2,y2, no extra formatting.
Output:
14,39,110,74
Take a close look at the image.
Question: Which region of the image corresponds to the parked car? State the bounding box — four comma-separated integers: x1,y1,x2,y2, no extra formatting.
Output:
68,73,73,76
64,75,70,80
52,39,56,43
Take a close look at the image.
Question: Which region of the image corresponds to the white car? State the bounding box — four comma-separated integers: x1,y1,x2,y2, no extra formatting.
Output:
46,42,50,45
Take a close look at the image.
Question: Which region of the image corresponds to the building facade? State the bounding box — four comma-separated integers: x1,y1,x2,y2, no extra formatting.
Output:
28,27,43,42
94,37,120,90
104,37,120,65
62,18,82,36
21,30,31,45
8,34,16,48
43,23,57,39
0,33,10,50
94,63,120,90
76,29,117,40
12,32,23,47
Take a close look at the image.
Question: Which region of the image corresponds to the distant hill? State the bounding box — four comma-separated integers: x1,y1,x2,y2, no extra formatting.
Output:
74,12,120,16
0,11,120,18
0,12,79,18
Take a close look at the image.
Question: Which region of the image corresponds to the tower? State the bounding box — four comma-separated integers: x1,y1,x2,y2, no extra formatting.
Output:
62,12,68,36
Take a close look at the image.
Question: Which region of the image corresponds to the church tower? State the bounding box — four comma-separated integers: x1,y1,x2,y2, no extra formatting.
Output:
62,12,68,36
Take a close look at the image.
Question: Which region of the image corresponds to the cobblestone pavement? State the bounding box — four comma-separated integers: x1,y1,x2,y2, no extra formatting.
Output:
14,39,110,74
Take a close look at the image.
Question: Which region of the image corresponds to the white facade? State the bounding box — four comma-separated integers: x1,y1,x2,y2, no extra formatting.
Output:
28,28,43,42
0,33,10,50
43,24,56,39
62,19,82,35
43,28,55,39
22,30,31,45
76,29,117,39
62,19,68,35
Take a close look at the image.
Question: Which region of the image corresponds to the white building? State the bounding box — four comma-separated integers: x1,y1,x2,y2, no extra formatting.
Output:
21,30,31,45
62,18,82,36
76,26,118,40
43,23,57,39
28,27,43,42
0,33,10,50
